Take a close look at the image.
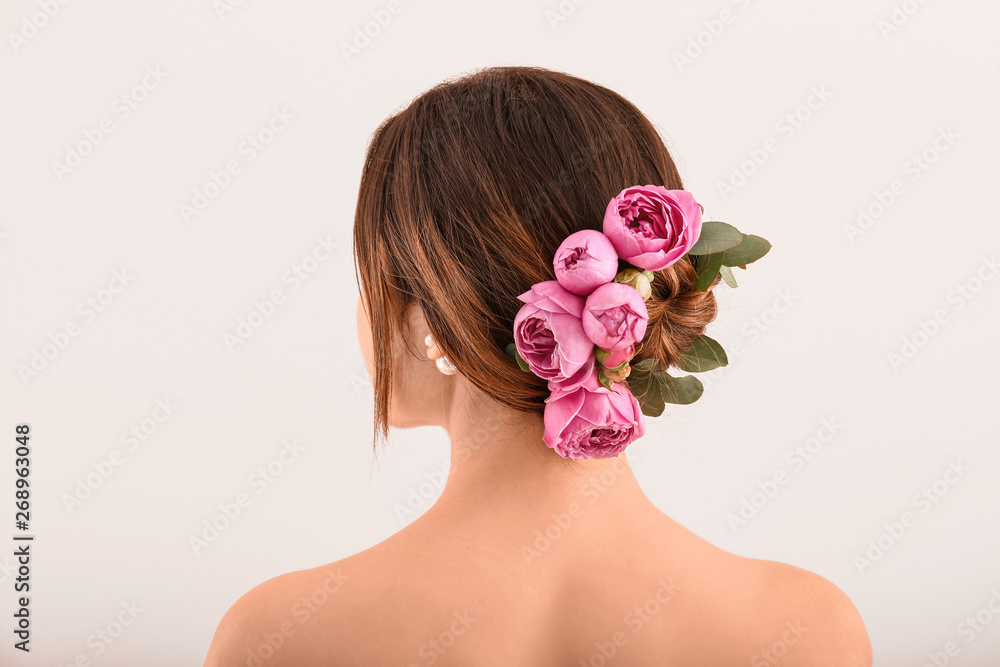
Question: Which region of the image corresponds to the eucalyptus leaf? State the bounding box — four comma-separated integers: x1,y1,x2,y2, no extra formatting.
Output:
505,342,531,373
677,334,729,373
719,265,738,288
626,368,665,418
695,252,724,291
687,221,744,256
656,371,704,405
516,351,531,373
722,234,771,267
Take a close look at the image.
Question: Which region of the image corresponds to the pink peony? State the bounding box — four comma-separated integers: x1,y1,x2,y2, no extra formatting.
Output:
581,282,649,352
514,281,595,391
602,185,703,271
542,368,646,459
552,230,619,296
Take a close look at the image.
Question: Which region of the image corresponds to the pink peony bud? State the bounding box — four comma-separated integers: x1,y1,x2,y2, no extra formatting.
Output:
552,230,619,296
581,282,649,352
601,344,635,369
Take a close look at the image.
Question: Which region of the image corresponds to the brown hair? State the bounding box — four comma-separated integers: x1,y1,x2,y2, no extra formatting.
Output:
353,66,718,445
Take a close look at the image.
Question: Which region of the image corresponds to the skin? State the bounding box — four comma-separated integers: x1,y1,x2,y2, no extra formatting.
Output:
203,292,873,667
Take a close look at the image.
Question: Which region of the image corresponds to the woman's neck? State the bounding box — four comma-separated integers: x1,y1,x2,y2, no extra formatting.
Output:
422,379,661,531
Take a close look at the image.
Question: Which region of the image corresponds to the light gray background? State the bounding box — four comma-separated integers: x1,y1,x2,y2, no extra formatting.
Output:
1,0,998,665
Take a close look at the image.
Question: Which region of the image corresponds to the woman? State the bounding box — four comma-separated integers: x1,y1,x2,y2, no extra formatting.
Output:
205,66,872,666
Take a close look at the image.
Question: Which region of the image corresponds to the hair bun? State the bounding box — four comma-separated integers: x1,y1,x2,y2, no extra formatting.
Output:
638,257,719,371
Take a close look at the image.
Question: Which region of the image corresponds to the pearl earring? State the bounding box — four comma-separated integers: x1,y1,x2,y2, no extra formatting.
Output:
424,333,457,375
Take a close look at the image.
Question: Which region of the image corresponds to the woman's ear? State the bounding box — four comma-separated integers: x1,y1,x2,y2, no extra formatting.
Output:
401,302,431,354
385,302,457,429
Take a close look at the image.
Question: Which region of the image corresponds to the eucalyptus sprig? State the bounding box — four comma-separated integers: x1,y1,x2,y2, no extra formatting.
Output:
686,221,771,291
626,330,729,416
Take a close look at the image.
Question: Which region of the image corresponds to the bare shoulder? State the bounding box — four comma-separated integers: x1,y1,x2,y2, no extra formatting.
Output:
202,539,458,667
739,558,872,667
202,562,359,667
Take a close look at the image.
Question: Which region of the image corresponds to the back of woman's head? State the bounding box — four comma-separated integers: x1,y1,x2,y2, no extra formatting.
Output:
354,66,718,443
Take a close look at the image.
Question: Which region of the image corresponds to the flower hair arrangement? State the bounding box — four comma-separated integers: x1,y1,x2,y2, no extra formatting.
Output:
504,185,770,460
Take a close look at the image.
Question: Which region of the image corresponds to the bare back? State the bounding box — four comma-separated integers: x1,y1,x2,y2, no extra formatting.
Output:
205,504,871,666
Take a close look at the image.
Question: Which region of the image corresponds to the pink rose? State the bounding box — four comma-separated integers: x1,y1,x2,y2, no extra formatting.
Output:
552,230,619,296
581,282,649,352
602,185,703,271
542,368,646,459
514,281,595,390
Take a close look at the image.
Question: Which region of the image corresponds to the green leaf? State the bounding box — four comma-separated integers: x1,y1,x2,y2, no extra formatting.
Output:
626,368,665,418
598,370,614,391
677,334,729,373
656,371,704,405
633,358,654,371
722,234,771,267
687,221,744,256
595,347,610,365
505,343,531,373
719,265,738,288
695,252,724,291
605,358,629,372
